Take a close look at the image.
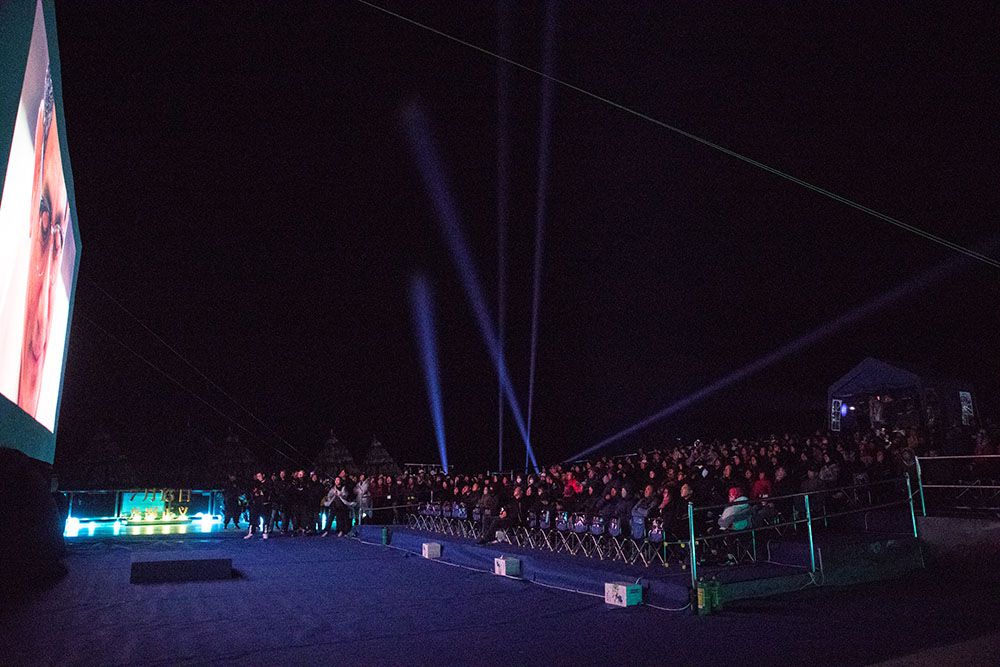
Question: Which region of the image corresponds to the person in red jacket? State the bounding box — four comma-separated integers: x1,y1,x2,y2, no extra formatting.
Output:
562,472,583,499
751,471,773,499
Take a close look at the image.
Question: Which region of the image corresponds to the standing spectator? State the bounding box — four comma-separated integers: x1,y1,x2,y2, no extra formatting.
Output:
245,472,270,540
355,474,372,524
222,474,242,530
323,476,354,537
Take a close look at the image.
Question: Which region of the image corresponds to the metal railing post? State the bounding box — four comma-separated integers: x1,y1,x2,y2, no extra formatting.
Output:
914,457,927,517
687,502,698,589
804,494,816,573
906,473,919,538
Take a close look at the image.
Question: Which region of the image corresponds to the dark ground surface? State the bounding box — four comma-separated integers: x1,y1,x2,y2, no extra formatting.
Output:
1,530,998,666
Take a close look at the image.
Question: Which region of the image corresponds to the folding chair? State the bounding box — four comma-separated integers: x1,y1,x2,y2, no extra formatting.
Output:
536,510,560,552
603,518,628,561
566,513,590,555
552,512,571,553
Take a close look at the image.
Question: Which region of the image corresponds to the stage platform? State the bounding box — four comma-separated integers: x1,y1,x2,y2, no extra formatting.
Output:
61,520,923,606
2,529,997,665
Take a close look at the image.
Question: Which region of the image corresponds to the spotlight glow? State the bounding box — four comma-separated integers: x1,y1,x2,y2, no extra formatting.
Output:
569,247,982,461
496,0,511,472
409,274,449,474
403,103,540,472
525,0,558,471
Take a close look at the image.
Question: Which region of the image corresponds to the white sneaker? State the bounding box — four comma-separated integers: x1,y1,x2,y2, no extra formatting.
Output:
262,532,269,540
244,533,253,540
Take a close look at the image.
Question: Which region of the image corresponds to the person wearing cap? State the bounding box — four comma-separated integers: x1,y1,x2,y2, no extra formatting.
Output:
718,486,751,531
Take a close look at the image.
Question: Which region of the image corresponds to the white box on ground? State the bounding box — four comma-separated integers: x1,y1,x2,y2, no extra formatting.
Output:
604,582,642,607
422,542,442,559
493,556,521,577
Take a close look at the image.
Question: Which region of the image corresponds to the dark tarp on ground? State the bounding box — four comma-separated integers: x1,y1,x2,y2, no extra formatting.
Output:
4,530,1000,665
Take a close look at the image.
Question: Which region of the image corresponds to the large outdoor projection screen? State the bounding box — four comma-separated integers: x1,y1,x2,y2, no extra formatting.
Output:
0,0,81,464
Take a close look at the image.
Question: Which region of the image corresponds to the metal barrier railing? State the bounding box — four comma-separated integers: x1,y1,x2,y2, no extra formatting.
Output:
404,476,921,591
915,454,1000,516
686,477,917,588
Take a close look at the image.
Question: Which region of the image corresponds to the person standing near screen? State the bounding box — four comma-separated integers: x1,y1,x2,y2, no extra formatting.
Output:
18,68,67,419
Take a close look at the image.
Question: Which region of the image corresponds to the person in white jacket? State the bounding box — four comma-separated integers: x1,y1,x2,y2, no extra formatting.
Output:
322,477,354,537
718,487,752,531
354,474,372,524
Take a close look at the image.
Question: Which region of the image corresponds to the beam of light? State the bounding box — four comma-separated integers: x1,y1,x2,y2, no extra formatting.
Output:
356,0,1000,272
526,0,558,473
568,244,993,462
409,274,449,474
496,0,511,472
402,103,541,473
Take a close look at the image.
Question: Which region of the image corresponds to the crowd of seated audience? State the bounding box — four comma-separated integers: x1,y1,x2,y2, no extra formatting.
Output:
222,424,998,547
400,427,960,545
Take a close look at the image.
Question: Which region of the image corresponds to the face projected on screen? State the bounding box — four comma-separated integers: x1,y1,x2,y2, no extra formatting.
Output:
18,69,67,418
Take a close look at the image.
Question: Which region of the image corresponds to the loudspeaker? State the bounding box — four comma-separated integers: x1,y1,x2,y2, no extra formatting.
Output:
0,447,65,593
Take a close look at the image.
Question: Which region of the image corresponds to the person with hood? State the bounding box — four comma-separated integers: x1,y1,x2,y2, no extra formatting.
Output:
718,486,752,531
475,485,501,544
629,484,659,538
652,485,684,535
613,486,635,536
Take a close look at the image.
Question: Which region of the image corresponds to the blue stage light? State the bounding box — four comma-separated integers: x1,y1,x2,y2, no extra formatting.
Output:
409,274,449,474
568,245,986,462
841,403,849,417
525,0,558,472
496,0,511,472
403,104,541,473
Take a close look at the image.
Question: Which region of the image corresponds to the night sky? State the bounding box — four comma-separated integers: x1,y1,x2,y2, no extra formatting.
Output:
52,1,999,470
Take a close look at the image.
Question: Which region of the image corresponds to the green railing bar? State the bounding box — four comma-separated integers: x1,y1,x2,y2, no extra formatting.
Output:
804,494,816,573
688,501,698,588
906,473,919,538
915,457,928,517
